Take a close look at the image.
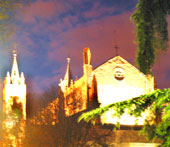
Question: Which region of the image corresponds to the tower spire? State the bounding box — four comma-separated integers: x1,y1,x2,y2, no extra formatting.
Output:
11,50,19,83
64,58,73,87
3,50,27,121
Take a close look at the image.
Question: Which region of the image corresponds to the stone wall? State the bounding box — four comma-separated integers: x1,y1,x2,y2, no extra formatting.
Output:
86,128,161,147
64,76,88,116
93,56,155,125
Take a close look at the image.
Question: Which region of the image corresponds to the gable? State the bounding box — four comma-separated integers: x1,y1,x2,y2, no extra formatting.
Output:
94,56,145,77
93,56,154,105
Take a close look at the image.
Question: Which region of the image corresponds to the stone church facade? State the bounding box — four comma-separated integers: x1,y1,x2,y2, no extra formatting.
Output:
1,51,26,146
59,47,156,125
3,51,26,123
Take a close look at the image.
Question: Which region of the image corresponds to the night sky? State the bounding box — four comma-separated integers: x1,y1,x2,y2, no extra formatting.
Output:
0,0,169,93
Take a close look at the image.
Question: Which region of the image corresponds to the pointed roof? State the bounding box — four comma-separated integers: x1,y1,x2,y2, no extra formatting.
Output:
11,50,19,81
64,58,73,87
94,56,146,76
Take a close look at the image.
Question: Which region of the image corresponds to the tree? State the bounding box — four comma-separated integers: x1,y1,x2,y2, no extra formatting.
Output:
132,0,170,74
0,0,29,41
79,1,170,147
26,84,59,118
78,89,170,147
23,87,113,146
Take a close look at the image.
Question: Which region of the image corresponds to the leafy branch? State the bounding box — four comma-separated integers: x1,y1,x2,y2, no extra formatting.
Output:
78,88,170,146
132,0,170,74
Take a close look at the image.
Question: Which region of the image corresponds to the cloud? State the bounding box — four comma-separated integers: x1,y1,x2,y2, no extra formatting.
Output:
46,12,170,90
12,0,170,92
46,12,136,76
82,2,116,19
18,0,58,24
31,74,63,93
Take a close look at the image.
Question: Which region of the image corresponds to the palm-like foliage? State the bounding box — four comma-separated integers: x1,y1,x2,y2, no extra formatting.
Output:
78,89,170,146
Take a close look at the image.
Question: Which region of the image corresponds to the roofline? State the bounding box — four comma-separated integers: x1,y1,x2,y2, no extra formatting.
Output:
93,56,147,77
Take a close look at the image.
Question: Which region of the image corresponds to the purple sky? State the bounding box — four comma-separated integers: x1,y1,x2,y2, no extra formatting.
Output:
0,0,170,93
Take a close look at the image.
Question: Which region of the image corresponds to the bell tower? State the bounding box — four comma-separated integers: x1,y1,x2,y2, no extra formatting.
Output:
3,51,26,120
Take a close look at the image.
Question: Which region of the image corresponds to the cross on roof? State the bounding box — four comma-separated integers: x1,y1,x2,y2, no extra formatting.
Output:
114,45,119,56
13,43,18,55
13,50,16,54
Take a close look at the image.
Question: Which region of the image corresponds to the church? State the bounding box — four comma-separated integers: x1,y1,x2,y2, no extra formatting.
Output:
59,47,156,125
1,48,159,147
1,51,26,146
1,48,155,126
3,51,26,126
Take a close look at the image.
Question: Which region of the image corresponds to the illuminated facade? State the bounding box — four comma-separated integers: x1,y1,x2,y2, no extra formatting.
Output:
3,52,26,120
1,52,26,146
59,47,155,125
